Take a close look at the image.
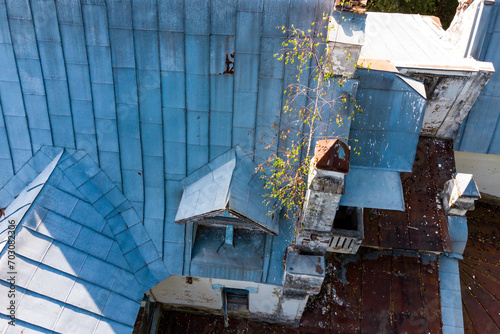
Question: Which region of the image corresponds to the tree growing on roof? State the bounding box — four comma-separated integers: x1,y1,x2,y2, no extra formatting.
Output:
256,10,362,233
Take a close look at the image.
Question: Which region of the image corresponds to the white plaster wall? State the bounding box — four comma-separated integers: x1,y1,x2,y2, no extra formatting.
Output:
280,297,309,319
455,151,500,199
150,276,282,316
443,0,481,57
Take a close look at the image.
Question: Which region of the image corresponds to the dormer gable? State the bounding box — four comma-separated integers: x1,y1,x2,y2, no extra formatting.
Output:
175,147,278,235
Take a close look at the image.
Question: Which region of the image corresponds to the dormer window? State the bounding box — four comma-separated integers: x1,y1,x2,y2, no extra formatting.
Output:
175,147,278,235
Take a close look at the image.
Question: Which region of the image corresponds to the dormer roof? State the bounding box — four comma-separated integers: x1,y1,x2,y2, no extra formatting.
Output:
175,147,278,235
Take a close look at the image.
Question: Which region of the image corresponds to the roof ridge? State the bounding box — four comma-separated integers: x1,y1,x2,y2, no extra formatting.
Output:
0,151,63,253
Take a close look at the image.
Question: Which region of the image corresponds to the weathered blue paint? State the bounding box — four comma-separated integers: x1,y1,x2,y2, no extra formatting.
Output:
446,216,468,256
0,0,356,287
350,69,427,172
340,167,405,211
191,225,265,283
456,1,500,154
439,255,465,333
0,148,168,332
225,225,234,245
0,0,439,316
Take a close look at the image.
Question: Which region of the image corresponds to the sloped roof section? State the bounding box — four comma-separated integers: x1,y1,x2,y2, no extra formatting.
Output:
0,149,62,256
340,167,405,211
349,70,427,172
359,12,486,70
460,200,500,334
456,0,500,155
0,0,350,275
362,137,454,252
0,147,168,333
176,147,278,235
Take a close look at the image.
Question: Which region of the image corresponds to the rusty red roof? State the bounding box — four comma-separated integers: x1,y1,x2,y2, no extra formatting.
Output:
151,248,443,333
362,137,454,253
300,250,442,333
461,200,500,334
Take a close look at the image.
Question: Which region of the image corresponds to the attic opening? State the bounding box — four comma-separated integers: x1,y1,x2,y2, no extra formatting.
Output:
333,206,358,231
197,208,268,232
222,288,249,327
193,224,266,255
224,288,249,312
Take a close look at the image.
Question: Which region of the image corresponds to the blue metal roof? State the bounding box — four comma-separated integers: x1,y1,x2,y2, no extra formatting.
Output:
176,147,279,235
350,69,427,172
340,167,405,211
0,0,353,286
0,0,434,317
0,147,168,333
456,1,500,154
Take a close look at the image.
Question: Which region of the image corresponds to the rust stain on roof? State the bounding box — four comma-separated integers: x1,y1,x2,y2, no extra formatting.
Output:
461,200,500,334
357,58,399,72
222,52,235,75
301,250,441,334
362,137,454,253
422,15,443,29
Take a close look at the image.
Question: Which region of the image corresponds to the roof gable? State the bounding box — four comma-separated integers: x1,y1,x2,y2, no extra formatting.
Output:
176,147,278,235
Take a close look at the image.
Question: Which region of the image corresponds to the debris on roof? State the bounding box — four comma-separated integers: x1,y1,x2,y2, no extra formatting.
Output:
460,200,500,334
362,137,454,252
154,248,442,333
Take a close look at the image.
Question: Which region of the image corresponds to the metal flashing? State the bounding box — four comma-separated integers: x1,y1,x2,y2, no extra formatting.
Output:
396,74,427,99
339,167,405,211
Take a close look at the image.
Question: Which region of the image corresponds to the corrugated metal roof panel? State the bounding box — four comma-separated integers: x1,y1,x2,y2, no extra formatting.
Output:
362,137,454,253
328,11,365,45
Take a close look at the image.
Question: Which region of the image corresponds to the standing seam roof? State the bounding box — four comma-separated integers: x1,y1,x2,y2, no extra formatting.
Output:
0,147,168,333
0,0,352,281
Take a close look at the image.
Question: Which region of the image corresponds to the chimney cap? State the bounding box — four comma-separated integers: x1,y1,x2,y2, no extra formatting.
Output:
314,139,350,173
